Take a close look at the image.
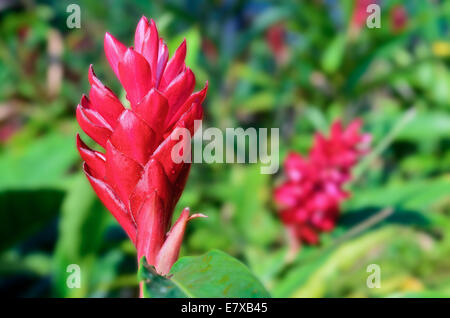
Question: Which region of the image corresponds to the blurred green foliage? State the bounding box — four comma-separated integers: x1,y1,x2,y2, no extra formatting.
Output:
0,0,449,297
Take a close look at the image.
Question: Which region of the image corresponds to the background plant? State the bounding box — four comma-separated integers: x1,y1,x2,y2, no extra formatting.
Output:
0,0,449,297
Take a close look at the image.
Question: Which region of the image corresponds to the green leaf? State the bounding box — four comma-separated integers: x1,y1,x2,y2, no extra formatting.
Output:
52,174,111,297
139,250,270,298
346,177,450,213
228,166,281,247
396,111,450,142
0,133,78,191
239,91,276,112
272,250,333,298
274,227,397,297
321,34,346,74
0,251,52,276
244,247,287,287
138,257,185,298
0,189,64,252
353,108,417,181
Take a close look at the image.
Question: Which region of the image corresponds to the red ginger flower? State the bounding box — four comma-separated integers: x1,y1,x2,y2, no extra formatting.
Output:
274,119,370,245
76,17,207,275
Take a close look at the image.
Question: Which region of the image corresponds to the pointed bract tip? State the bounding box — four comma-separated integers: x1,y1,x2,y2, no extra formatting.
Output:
123,47,136,58
104,32,125,51
149,19,159,37
82,161,90,174
181,207,190,215
80,94,90,108
88,64,97,85
138,16,149,25
174,38,187,56
189,213,208,220
104,32,113,42
203,80,209,91
76,133,84,147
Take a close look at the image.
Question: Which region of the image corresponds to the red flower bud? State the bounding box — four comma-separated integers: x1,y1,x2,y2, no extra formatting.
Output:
76,17,208,275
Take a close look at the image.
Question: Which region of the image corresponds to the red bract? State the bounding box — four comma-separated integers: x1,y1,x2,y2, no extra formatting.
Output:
274,120,370,245
76,16,207,275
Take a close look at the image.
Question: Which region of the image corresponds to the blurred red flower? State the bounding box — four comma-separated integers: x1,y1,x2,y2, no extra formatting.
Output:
274,119,371,245
351,0,377,30
76,16,207,275
390,5,408,33
265,23,289,65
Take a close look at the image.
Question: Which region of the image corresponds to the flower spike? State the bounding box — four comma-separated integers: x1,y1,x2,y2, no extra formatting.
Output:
76,17,208,276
